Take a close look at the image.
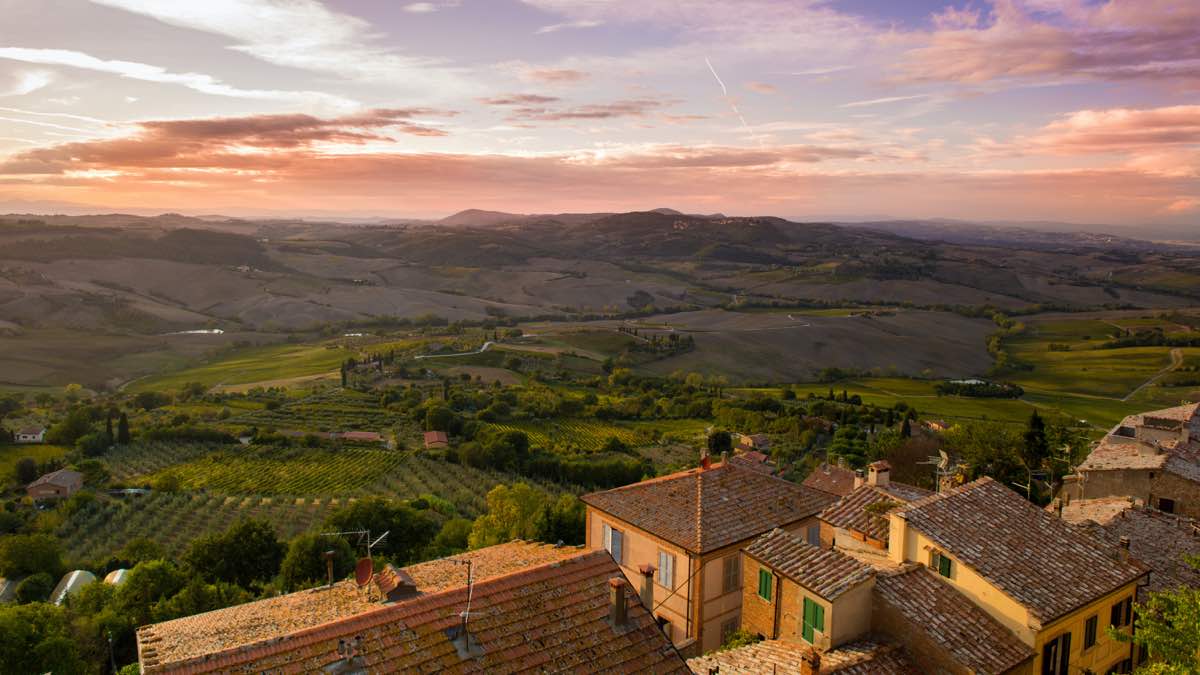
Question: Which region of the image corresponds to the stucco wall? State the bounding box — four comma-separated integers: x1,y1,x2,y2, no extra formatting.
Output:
1151,470,1200,519
1032,581,1140,675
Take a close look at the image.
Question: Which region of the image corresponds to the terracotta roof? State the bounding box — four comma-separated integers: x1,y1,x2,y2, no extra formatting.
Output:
802,463,858,497
141,549,687,674
895,478,1150,624
137,541,580,669
687,639,917,674
1079,403,1200,480
1060,499,1200,598
819,482,932,542
28,468,82,489
728,451,774,474
744,529,874,600
582,462,835,554
874,566,1033,674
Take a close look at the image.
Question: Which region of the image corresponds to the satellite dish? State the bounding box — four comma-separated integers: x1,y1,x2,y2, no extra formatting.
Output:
355,557,374,588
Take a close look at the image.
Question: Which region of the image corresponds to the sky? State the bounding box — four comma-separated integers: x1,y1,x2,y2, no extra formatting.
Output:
0,0,1196,224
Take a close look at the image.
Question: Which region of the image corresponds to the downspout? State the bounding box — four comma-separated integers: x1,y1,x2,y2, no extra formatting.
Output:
772,574,783,639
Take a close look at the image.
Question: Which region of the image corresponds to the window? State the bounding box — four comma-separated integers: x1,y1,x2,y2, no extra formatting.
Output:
801,597,825,644
657,550,675,589
1110,596,1132,628
757,568,773,602
932,551,952,578
602,523,623,564
806,524,820,547
1041,631,1071,675
1083,614,1098,649
1158,497,1175,514
720,617,739,643
1105,658,1132,675
722,554,740,594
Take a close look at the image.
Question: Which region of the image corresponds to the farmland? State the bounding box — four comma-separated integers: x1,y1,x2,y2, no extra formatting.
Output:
484,418,709,454
128,341,352,392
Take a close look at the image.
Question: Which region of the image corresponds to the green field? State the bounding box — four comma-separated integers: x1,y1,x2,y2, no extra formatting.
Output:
128,342,353,392
0,443,69,481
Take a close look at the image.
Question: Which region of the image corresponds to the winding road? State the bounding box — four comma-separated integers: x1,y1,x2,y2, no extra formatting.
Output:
1123,347,1184,402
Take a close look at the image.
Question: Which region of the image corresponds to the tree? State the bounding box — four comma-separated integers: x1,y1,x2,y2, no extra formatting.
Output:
706,431,732,455
14,572,54,604
105,414,114,442
279,533,356,591
184,519,284,588
468,483,552,549
900,417,912,438
323,498,438,564
0,533,63,578
1115,556,1200,673
429,518,473,556
45,407,92,446
153,578,252,623
74,458,110,487
0,603,84,675
115,559,186,627
13,457,38,485
76,431,111,457
120,538,165,564
117,412,131,444
1018,410,1050,501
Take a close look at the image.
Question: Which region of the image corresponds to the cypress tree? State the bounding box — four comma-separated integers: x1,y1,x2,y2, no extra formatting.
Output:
117,412,131,444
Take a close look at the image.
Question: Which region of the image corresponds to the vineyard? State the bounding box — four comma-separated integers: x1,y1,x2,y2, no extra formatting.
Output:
105,442,568,514
485,418,708,453
56,491,344,563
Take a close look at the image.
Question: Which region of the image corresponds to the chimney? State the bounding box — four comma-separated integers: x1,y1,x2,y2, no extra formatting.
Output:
867,461,890,487
720,450,729,465
800,646,821,675
637,564,656,611
836,456,847,470
324,550,336,587
1051,498,1063,517
1118,536,1131,562
609,577,629,627
701,448,711,470
853,469,865,490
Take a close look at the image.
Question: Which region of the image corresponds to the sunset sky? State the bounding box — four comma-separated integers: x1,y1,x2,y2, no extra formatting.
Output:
0,0,1197,224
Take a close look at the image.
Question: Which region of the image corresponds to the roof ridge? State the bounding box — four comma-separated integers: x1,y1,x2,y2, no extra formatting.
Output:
695,468,705,551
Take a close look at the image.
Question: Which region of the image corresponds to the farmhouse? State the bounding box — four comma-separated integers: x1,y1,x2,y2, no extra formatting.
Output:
581,453,835,654
14,426,46,443
423,430,449,449
136,541,686,673
26,468,83,501
1062,402,1200,519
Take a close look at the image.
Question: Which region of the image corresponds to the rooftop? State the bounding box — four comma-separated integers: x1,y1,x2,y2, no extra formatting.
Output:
1079,403,1200,479
687,639,916,674
744,529,874,601
582,461,834,554
818,482,932,542
141,549,688,674
136,541,580,670
873,565,1034,674
1060,498,1200,598
28,468,82,489
802,463,858,497
895,478,1150,624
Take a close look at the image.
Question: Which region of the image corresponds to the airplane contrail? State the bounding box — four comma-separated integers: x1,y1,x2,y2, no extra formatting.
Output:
704,56,760,145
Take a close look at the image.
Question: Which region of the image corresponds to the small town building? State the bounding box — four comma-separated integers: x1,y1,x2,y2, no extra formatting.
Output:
26,468,83,501
1061,403,1200,519
735,433,771,453
581,454,835,655
50,570,96,605
14,426,46,443
423,430,449,449
136,541,687,673
817,461,932,557
688,640,915,674
802,461,858,498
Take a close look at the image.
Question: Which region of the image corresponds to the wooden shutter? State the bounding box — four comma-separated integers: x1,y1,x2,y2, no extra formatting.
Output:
757,569,772,601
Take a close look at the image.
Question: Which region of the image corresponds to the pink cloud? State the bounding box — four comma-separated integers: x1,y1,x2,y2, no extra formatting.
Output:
744,81,778,94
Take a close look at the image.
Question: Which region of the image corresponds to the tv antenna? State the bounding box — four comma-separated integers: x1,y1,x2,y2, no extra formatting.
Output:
444,557,484,658
918,450,953,493
321,529,390,558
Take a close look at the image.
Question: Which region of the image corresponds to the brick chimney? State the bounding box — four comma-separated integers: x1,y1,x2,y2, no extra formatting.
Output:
1118,536,1131,562
701,448,711,470
867,460,890,487
853,469,865,490
800,646,821,675
324,549,336,587
637,564,656,611
609,577,629,627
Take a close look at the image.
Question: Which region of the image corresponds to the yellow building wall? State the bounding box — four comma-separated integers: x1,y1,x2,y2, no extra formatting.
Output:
586,506,820,654
1032,582,1139,675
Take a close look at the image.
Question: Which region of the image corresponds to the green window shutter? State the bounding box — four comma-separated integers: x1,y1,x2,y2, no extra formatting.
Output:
758,569,772,601
802,598,824,643
938,554,952,578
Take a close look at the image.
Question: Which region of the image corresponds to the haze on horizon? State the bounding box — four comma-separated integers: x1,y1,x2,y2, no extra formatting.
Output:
0,0,1197,226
